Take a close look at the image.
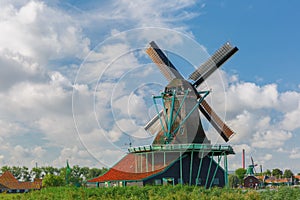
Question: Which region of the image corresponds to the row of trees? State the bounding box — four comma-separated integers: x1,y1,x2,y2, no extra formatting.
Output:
0,165,107,187
229,168,297,188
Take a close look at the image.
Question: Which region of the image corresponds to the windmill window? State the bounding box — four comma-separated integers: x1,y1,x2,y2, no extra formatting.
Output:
179,127,184,135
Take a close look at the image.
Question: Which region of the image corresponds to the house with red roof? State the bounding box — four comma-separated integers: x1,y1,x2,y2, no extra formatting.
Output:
0,171,42,193
88,144,234,187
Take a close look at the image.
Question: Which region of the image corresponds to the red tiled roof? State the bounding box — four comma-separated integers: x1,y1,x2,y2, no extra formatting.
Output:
1,181,41,190
89,168,165,182
112,153,170,173
0,171,18,183
88,152,178,183
255,175,264,180
265,178,292,183
0,171,42,190
294,175,300,179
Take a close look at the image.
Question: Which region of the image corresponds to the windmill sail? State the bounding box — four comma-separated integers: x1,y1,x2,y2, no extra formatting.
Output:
199,99,234,142
145,41,237,144
189,42,238,87
144,110,164,135
146,41,184,82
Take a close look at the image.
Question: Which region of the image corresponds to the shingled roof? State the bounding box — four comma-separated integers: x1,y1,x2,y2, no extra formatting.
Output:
0,171,42,190
89,167,165,182
0,171,18,184
88,152,178,183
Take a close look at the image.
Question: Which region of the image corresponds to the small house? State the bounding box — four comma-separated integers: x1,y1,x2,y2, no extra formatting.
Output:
0,171,42,193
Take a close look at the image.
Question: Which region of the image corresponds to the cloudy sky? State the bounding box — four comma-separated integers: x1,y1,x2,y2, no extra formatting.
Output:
0,0,300,173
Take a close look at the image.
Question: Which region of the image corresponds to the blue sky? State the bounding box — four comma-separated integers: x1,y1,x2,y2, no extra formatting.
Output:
0,0,300,173
192,1,300,91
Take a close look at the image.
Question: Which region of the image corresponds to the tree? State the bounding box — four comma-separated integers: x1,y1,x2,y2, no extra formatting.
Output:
11,166,22,180
1,166,29,181
235,168,247,184
43,174,65,187
264,169,271,176
41,166,59,176
21,166,31,181
80,167,90,181
70,165,82,186
228,174,239,188
31,167,42,179
283,169,294,178
272,168,283,179
1,166,12,173
87,167,107,180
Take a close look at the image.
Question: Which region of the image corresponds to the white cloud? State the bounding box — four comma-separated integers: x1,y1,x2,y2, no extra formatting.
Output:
0,51,44,91
277,91,300,112
229,111,256,143
52,146,95,167
32,146,46,158
0,0,299,172
226,83,278,113
111,0,198,27
198,68,299,153
0,81,70,119
289,148,300,159
264,153,272,161
0,120,28,138
232,144,252,154
0,1,90,62
251,130,292,149
0,0,207,168
281,101,300,131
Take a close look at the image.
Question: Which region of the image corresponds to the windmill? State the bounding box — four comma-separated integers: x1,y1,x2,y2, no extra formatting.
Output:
251,156,258,174
144,41,238,145
244,156,260,188
88,40,238,188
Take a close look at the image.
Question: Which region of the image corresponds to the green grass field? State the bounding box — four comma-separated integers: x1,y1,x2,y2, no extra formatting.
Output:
1,185,299,200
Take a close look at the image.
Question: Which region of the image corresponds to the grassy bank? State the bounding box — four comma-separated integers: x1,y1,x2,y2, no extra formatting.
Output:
1,185,299,200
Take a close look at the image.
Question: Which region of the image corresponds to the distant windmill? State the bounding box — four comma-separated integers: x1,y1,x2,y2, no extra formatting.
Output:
251,156,258,174
246,156,258,176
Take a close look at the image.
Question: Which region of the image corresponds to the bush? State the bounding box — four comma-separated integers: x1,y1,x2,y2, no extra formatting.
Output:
42,174,65,187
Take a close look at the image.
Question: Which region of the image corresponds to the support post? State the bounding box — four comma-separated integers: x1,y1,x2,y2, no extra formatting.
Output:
196,150,204,185
141,153,143,173
180,151,183,185
146,153,148,172
152,152,154,171
171,89,189,125
167,91,176,141
189,150,194,186
209,155,222,188
224,153,228,187
135,154,137,173
205,152,214,189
